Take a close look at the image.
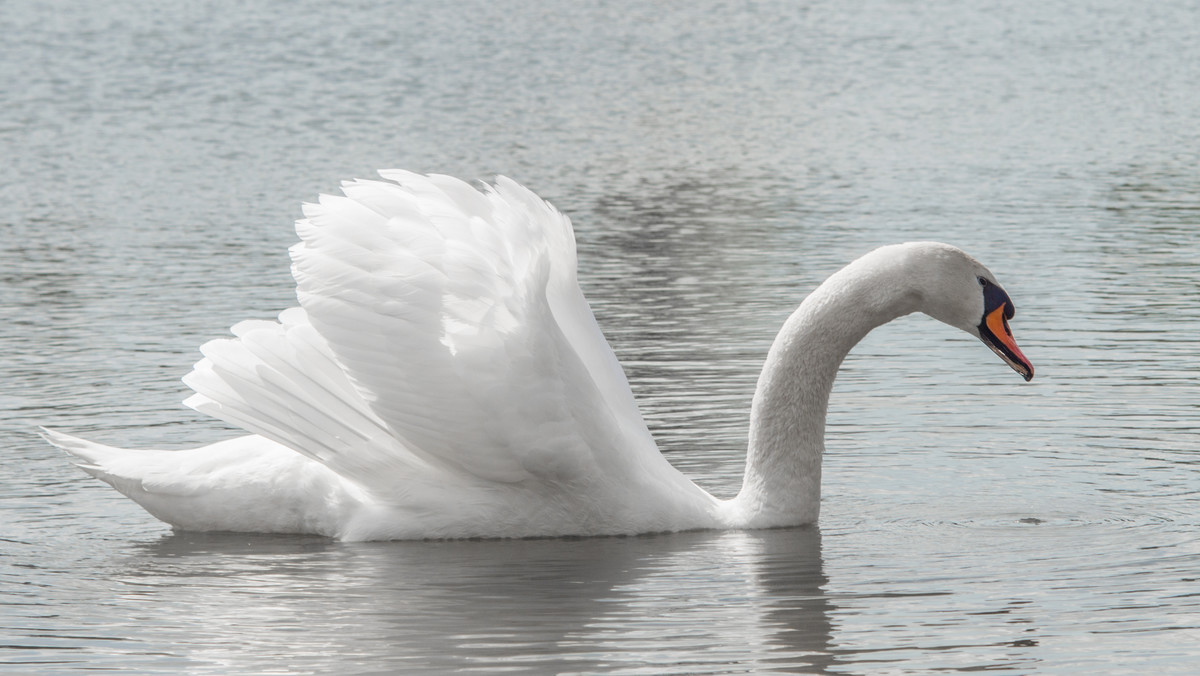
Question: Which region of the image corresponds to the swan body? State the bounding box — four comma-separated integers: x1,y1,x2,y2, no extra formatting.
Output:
46,172,1033,540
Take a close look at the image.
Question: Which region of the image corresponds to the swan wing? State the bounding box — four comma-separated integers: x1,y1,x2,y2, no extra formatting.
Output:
182,306,446,490
189,172,665,494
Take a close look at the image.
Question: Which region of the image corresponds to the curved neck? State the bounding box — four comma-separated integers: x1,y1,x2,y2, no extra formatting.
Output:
726,251,923,528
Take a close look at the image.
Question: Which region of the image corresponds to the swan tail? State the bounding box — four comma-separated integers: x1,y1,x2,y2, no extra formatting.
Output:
39,427,200,510
42,427,363,535
41,427,131,481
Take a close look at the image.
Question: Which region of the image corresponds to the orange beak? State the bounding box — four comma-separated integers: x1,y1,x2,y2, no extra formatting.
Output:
981,305,1034,381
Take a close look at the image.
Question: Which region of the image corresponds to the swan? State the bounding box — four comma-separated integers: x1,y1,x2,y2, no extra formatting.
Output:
43,171,1034,541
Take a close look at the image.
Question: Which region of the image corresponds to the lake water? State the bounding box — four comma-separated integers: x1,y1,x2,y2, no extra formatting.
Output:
3,0,1199,673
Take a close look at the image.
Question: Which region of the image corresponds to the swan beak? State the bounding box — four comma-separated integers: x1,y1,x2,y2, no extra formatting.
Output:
979,305,1034,381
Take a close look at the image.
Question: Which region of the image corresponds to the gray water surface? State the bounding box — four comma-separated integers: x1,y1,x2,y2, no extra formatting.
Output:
3,0,1200,673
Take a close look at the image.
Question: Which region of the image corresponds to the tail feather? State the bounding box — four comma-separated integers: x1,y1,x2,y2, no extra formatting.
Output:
39,427,170,503
40,427,362,535
40,427,124,474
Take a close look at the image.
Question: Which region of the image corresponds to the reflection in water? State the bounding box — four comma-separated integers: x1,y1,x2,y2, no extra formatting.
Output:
748,528,835,673
96,528,833,673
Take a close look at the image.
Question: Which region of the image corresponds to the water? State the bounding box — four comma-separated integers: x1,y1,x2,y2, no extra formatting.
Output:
3,0,1199,672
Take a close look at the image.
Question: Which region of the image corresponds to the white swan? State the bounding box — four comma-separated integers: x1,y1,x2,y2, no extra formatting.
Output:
44,171,1034,541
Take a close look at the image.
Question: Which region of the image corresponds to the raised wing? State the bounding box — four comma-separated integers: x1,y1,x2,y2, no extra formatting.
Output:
187,172,664,494
183,306,447,491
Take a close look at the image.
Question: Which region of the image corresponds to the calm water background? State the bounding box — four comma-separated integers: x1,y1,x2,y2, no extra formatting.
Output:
3,0,1199,673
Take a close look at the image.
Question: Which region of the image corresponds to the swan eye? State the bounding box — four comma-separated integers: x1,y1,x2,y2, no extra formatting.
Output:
978,277,990,288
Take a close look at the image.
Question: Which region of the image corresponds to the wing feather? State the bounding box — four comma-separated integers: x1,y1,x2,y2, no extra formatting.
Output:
184,172,665,496
183,307,447,490
291,172,661,486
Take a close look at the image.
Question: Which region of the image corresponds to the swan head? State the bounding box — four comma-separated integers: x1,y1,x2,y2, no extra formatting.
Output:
898,242,1034,381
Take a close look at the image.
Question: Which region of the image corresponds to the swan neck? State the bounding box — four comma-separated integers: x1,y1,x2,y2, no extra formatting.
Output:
729,255,921,527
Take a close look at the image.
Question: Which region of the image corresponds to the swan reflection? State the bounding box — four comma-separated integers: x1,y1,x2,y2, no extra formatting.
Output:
115,527,833,673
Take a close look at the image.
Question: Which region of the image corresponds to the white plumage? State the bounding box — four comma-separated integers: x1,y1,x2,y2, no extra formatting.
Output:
45,171,1032,540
